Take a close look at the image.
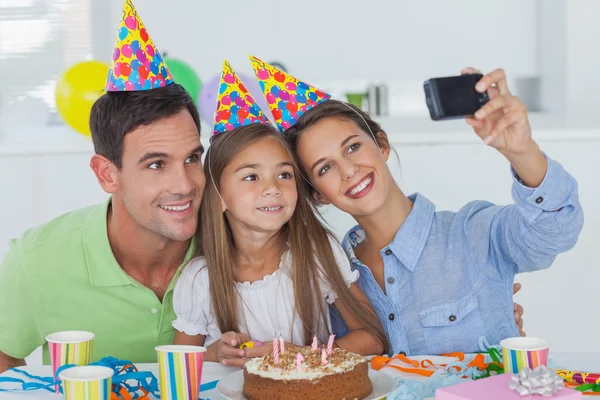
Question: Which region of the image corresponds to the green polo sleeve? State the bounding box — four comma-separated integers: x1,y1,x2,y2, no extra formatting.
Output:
0,239,44,359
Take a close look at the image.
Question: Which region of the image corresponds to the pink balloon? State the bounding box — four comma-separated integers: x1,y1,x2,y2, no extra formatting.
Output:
266,93,276,104
121,44,132,58
285,82,297,91
125,16,137,30
224,74,235,84
125,81,135,90
145,45,155,57
221,95,232,106
257,69,269,80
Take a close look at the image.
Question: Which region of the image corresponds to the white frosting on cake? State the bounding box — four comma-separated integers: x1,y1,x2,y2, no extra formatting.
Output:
245,347,366,381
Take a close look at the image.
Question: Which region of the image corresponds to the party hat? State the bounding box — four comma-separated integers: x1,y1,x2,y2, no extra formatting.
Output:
105,0,174,91
213,60,273,135
249,55,331,132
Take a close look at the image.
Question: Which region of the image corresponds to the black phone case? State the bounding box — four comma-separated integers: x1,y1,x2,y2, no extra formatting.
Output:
423,74,489,121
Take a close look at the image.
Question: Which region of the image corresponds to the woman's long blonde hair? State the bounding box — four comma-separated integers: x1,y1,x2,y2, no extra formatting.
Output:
197,123,388,350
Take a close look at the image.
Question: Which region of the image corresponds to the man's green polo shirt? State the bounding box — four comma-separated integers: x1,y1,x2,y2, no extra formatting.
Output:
0,198,196,364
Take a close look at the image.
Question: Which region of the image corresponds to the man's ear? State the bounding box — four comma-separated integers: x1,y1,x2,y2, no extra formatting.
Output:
90,154,120,194
312,189,331,206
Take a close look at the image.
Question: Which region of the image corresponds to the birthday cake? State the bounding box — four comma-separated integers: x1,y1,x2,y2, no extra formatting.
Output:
243,347,372,400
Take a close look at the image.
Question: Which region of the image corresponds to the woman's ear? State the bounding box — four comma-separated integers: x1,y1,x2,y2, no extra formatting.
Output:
376,131,391,161
312,189,331,206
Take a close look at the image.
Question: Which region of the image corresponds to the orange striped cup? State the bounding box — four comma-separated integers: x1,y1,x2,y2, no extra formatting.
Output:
500,337,549,374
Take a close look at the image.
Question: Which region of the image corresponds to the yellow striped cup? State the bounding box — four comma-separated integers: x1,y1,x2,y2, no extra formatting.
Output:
500,337,550,374
45,331,94,393
59,366,113,400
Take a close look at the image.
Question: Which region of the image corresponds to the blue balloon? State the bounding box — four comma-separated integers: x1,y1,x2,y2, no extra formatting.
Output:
118,27,129,40
131,60,141,70
153,80,162,88
153,54,161,65
129,71,140,82
231,105,240,114
308,92,318,101
215,122,226,132
271,85,281,95
165,79,173,85
150,62,159,75
295,93,307,103
282,110,291,121
233,120,241,128
296,87,307,95
243,118,251,125
278,100,287,110
297,81,309,90
219,82,228,94
131,40,141,53
250,105,260,116
160,66,168,78
143,80,151,90
115,78,125,90
259,81,266,92
230,91,239,100
134,82,143,90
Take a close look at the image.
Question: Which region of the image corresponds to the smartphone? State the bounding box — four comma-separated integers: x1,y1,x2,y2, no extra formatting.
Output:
423,74,489,121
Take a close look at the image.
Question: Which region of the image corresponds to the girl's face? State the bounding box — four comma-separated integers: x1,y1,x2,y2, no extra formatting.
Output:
220,137,298,235
296,117,393,217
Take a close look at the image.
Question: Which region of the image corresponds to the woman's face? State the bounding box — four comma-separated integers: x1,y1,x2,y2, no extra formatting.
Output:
296,117,393,217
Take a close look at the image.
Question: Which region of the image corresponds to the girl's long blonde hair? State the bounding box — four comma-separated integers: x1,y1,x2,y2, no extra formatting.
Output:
197,123,388,350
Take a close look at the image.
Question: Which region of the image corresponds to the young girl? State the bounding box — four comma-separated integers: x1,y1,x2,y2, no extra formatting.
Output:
272,66,583,356
172,61,387,366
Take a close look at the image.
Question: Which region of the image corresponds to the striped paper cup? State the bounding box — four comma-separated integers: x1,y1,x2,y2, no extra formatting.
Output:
500,337,550,374
156,345,206,400
46,331,94,393
59,366,113,400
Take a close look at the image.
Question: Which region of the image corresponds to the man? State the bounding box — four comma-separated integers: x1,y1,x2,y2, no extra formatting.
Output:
0,1,205,372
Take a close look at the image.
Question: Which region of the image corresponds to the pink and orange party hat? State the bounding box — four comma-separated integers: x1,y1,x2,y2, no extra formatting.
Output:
213,60,273,135
105,0,174,91
249,55,331,132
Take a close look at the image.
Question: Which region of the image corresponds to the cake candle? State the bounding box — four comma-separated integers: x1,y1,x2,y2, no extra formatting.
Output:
311,335,318,351
327,334,335,355
273,338,279,363
296,352,304,371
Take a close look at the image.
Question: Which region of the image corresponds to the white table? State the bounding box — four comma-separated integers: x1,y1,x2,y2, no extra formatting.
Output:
1,352,598,399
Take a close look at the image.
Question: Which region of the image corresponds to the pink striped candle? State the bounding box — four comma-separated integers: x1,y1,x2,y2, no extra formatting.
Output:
327,334,335,355
296,353,304,371
279,336,285,354
45,331,94,394
500,337,550,374
272,339,279,364
311,335,318,351
322,348,328,365
155,345,206,400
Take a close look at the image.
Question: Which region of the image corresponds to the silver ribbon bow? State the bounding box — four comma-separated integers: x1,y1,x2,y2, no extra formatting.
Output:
508,366,564,397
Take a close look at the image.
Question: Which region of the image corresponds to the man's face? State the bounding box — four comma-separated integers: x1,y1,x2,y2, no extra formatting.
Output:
116,108,205,242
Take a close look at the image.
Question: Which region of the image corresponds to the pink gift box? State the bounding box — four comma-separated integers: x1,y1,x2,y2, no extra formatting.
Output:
435,374,582,400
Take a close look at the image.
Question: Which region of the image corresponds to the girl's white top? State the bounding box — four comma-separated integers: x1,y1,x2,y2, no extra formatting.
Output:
172,238,359,347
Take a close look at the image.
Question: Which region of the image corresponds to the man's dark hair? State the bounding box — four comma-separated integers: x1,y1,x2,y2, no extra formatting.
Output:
89,83,201,169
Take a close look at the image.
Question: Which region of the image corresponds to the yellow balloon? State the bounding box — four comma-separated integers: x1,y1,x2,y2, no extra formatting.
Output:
55,61,108,137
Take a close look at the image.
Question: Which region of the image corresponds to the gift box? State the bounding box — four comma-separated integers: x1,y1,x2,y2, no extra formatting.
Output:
435,373,582,400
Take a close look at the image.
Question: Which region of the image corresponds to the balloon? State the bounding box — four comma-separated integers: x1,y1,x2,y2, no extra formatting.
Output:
55,60,108,137
164,57,202,104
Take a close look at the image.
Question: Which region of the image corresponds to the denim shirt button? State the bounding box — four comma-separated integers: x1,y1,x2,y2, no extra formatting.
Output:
449,315,457,322
389,313,395,321
385,249,392,256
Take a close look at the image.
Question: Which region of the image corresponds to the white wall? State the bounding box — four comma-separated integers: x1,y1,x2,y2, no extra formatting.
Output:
98,0,538,83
